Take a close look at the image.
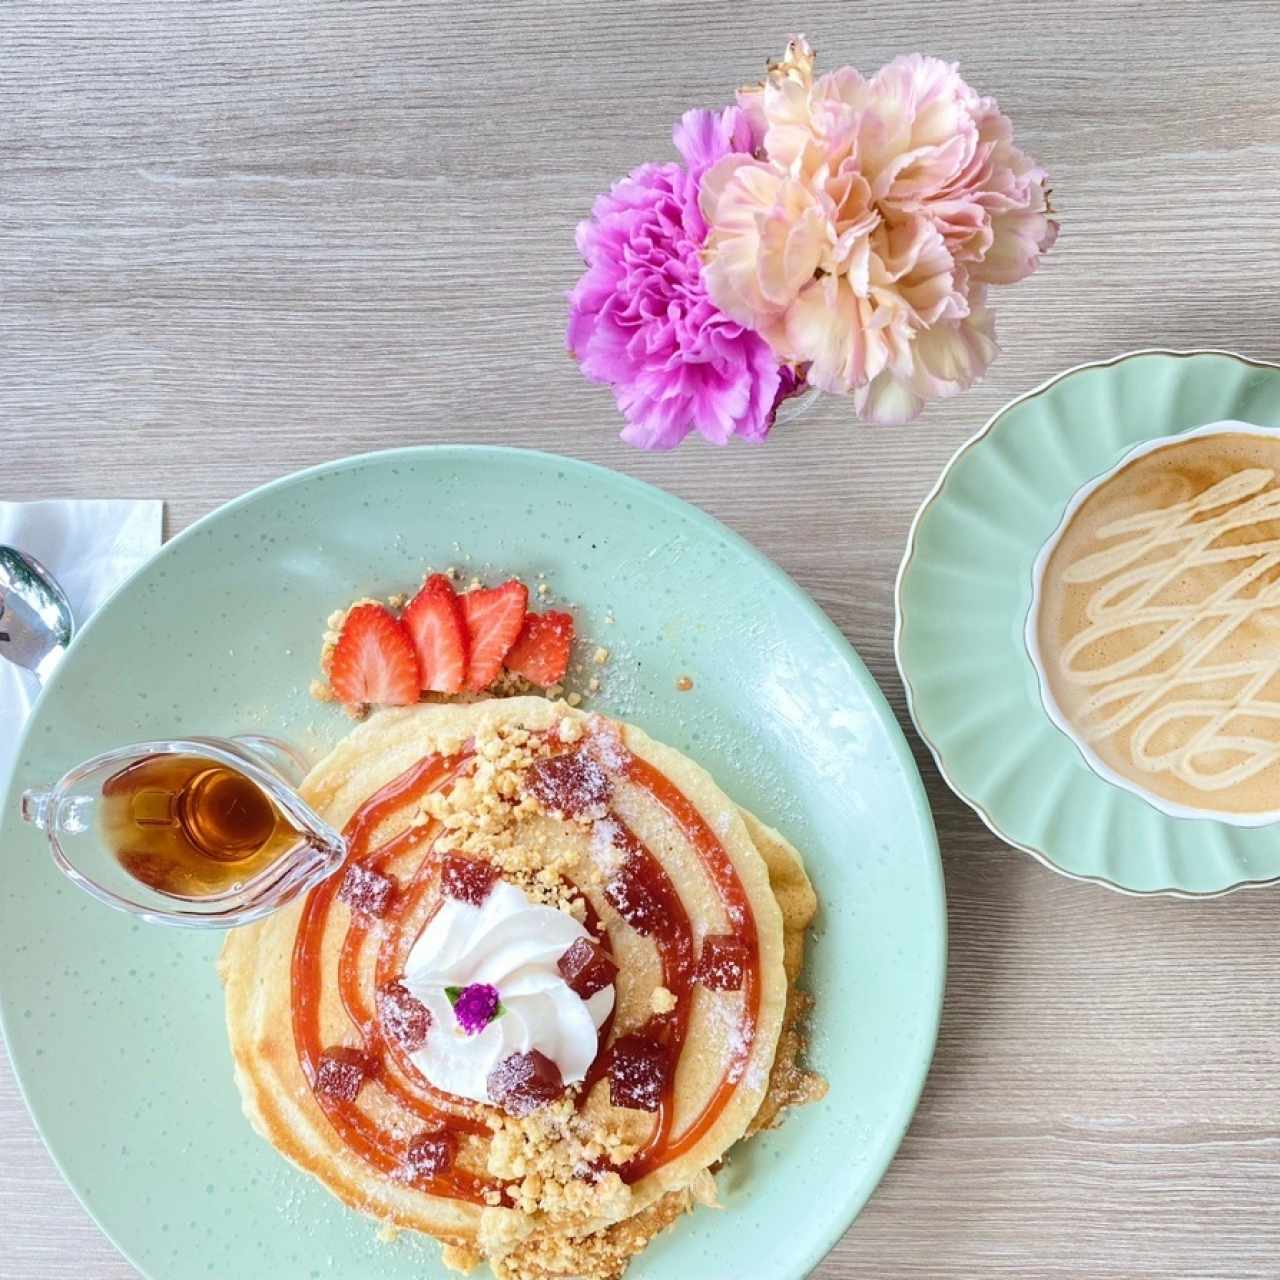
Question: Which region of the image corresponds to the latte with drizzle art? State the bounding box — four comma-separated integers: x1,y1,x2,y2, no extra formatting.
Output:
1035,427,1280,817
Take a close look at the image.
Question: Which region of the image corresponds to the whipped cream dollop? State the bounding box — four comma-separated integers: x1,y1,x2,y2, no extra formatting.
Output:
400,880,614,1105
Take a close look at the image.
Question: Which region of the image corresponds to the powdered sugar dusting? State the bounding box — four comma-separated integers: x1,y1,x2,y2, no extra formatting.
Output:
589,819,625,877
586,715,627,772
704,993,752,1081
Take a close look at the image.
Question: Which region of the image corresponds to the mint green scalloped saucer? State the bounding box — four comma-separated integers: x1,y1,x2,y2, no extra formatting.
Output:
1,447,944,1279
897,349,1280,898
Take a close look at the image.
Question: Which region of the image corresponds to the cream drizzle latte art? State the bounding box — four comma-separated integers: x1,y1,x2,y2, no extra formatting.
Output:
1036,428,1280,816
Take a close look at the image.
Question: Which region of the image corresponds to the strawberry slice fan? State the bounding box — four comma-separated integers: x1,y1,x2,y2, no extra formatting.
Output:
325,577,573,712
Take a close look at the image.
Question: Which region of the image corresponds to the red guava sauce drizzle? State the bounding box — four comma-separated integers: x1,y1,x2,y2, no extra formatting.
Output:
291,751,493,1202
597,816,695,1174
608,750,762,1182
578,892,618,1095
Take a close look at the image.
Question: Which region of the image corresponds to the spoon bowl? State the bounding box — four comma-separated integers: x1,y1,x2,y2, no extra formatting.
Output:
0,545,75,681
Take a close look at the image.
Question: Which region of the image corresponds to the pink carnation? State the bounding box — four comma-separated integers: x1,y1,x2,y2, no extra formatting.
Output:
701,38,1058,424
567,108,796,449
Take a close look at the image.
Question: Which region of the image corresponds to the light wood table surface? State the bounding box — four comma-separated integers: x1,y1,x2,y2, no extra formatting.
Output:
5,2,1280,1276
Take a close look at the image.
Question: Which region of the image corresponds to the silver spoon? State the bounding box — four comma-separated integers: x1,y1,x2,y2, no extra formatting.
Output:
0,546,75,682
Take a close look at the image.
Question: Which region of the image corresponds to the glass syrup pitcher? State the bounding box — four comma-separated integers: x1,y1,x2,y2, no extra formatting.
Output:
20,736,346,928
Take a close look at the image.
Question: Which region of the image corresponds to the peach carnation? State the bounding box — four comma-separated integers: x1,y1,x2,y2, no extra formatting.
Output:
700,37,1057,424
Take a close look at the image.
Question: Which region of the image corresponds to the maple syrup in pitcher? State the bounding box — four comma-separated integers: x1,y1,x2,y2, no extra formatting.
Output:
100,755,298,898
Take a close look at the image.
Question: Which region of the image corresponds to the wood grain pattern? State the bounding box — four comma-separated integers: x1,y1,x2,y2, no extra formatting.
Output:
5,1,1280,1276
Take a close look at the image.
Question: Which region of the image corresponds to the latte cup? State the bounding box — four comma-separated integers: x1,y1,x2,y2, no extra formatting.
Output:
1026,419,1280,827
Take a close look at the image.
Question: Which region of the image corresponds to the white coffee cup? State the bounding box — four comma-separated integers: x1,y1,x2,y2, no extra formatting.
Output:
1026,419,1280,827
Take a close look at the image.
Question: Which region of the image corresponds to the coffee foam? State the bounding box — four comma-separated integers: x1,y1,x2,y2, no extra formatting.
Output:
1034,427,1280,817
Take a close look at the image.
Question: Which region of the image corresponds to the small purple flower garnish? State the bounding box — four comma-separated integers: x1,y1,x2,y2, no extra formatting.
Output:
448,983,501,1036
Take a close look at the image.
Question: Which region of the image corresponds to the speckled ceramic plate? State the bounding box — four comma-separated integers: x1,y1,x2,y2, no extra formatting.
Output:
896,349,1280,897
0,447,944,1280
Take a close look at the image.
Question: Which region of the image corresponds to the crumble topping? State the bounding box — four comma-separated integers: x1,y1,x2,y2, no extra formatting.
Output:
489,669,538,697
485,1097,636,1221
485,1188,695,1280
649,985,677,1015
416,716,600,914
419,722,548,846
442,1242,481,1272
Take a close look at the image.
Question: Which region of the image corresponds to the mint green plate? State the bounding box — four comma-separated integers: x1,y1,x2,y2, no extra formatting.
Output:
1,448,944,1279
896,349,1280,898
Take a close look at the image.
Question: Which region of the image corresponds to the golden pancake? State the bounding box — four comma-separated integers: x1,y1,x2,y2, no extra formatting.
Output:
219,698,820,1278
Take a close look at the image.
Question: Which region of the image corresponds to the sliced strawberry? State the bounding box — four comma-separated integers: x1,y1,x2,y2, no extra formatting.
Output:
329,603,421,708
504,611,573,687
403,574,468,694
459,580,528,692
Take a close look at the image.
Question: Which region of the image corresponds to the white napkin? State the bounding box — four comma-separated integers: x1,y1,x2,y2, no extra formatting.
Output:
1,499,164,791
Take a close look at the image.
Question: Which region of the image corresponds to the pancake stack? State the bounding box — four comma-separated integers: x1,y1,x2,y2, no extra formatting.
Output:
220,698,821,1279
